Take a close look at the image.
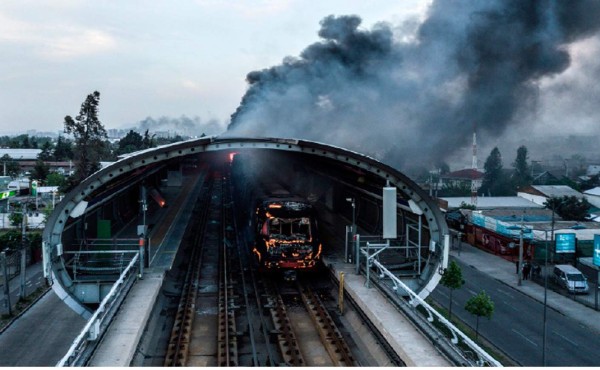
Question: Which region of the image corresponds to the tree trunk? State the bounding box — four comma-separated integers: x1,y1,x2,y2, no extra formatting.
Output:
475,316,480,339
448,289,454,321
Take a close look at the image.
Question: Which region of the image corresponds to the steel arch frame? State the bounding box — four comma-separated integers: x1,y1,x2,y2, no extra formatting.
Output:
43,136,449,317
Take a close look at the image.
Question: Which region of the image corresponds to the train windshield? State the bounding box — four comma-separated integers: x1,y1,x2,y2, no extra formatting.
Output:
263,217,311,241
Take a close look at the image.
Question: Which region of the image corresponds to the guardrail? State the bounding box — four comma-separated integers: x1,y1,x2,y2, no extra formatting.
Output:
57,252,140,367
360,244,501,367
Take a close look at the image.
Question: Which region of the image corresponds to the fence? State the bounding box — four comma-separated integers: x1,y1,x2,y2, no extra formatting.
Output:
57,252,140,367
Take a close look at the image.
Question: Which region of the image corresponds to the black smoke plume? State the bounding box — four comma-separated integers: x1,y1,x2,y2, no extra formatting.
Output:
227,0,600,169
136,115,224,137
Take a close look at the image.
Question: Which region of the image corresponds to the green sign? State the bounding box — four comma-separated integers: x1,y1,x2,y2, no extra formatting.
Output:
0,190,17,200
555,233,576,254
31,180,38,196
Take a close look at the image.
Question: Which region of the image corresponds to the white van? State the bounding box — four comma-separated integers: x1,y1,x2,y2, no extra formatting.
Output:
552,265,589,294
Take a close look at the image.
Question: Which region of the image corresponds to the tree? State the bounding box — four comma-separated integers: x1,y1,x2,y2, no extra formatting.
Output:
465,290,495,339
38,141,54,161
31,159,50,181
480,147,513,196
53,135,74,161
46,172,67,187
512,145,532,190
117,130,144,155
440,260,465,321
142,129,155,149
439,183,472,197
1,154,21,178
544,196,590,221
8,211,23,228
480,147,503,196
64,91,108,183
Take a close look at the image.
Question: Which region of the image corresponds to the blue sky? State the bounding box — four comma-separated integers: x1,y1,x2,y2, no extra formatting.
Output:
0,0,427,135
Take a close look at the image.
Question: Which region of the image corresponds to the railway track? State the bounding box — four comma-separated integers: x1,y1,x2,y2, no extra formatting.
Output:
161,165,389,367
163,177,214,366
263,279,358,366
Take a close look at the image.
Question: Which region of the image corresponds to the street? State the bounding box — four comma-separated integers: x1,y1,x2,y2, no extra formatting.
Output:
431,257,600,366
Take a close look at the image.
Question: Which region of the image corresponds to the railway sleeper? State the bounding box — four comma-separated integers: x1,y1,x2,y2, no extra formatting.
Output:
266,297,306,366
300,286,356,366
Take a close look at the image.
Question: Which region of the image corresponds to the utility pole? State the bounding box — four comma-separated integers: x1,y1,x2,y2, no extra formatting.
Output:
518,214,524,286
19,201,27,300
1,251,11,316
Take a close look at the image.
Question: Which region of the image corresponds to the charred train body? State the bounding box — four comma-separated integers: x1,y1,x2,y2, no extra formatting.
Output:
253,197,322,272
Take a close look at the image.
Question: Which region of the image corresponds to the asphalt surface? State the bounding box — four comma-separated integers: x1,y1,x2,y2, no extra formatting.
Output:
0,290,86,366
432,242,600,366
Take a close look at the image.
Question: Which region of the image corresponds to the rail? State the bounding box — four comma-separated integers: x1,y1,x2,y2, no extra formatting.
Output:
56,252,140,367
360,245,501,367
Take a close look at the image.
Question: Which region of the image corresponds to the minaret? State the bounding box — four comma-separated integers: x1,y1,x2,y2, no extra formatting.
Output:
471,128,478,206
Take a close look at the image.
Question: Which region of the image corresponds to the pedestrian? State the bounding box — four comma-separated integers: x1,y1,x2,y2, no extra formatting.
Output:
523,262,531,280
534,264,541,279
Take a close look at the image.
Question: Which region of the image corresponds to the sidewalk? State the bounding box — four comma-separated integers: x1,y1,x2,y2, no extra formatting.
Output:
451,241,600,335
1,260,46,317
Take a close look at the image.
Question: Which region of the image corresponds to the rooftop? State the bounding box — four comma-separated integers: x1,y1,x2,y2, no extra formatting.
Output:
526,185,583,198
0,148,42,160
442,196,543,210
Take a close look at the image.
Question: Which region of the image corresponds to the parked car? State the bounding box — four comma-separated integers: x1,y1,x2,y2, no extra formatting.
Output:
552,265,589,294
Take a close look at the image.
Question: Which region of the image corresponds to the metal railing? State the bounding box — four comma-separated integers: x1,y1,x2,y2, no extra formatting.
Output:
57,252,140,367
361,247,501,367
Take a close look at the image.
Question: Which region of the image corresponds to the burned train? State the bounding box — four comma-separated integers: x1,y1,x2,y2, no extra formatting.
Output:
252,196,322,276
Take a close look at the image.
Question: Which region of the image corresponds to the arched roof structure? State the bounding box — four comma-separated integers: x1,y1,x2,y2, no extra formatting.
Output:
43,136,449,317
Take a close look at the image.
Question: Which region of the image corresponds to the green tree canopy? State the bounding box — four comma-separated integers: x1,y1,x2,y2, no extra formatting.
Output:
31,159,50,181
117,130,144,155
46,172,67,187
512,145,532,190
64,91,108,183
440,260,465,320
38,141,54,161
1,154,21,178
544,196,590,221
480,147,513,196
53,135,74,161
465,290,495,339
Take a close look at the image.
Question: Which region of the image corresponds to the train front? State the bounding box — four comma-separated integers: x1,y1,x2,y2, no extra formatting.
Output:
253,199,322,275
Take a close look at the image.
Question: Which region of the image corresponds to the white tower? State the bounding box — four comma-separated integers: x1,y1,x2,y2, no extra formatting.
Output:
470,128,478,206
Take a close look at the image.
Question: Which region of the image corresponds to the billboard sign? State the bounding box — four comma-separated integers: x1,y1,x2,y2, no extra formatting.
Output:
594,235,600,267
0,189,17,200
555,233,576,254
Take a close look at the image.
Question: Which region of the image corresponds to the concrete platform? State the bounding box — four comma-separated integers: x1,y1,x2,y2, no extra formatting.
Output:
88,269,164,366
86,170,205,366
326,257,452,367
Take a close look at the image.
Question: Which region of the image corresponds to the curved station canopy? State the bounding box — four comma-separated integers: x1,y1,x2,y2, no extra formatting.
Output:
42,136,449,317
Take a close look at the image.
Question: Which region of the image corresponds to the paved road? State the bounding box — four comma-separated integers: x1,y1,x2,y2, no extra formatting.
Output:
432,257,599,366
0,291,86,366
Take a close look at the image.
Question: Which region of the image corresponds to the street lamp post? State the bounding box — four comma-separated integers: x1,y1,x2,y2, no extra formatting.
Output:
517,226,524,286
542,229,549,366
345,198,356,263
508,214,526,286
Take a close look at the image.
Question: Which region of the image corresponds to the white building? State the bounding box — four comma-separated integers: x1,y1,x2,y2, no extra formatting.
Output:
517,185,584,206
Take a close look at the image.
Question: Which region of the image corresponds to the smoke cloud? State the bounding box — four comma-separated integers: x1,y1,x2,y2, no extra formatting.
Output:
134,115,225,138
226,0,600,170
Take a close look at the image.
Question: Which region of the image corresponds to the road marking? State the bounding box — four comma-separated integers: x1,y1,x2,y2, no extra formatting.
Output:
436,290,449,299
467,288,477,295
511,329,538,347
497,288,514,298
552,331,579,347
502,300,518,311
